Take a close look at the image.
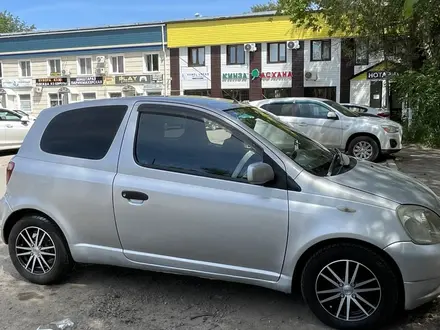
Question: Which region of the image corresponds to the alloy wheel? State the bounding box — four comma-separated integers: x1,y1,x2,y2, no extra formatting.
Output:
315,259,381,322
352,141,373,159
15,226,57,275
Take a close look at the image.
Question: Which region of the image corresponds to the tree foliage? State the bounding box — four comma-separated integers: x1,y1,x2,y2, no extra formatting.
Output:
0,10,35,33
277,0,440,146
250,1,279,12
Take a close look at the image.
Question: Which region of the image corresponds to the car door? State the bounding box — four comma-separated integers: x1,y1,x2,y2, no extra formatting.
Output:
295,101,343,148
113,102,289,282
0,110,30,147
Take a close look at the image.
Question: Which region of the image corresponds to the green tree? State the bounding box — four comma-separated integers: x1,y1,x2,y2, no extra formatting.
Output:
250,1,279,12
278,0,440,146
0,10,35,33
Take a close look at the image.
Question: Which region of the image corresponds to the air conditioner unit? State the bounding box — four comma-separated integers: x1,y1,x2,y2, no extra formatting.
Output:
96,56,106,64
287,40,300,50
305,71,318,81
96,68,106,76
244,43,257,52
34,86,43,93
61,69,70,76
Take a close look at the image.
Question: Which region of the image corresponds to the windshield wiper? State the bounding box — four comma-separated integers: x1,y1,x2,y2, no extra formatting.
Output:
326,148,343,176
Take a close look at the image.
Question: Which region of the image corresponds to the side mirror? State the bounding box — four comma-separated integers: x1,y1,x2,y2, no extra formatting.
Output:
247,162,274,185
21,116,30,123
327,112,338,120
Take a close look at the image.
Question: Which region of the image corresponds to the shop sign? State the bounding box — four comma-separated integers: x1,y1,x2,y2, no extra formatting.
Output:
36,77,68,86
115,75,154,84
367,71,398,80
1,78,33,88
181,72,210,81
70,76,103,85
222,73,249,80
251,69,293,80
143,83,163,90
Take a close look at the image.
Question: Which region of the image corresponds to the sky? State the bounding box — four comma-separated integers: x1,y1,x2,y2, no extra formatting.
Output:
5,0,261,30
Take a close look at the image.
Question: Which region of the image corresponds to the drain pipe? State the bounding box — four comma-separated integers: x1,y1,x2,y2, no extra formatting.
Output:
161,24,168,96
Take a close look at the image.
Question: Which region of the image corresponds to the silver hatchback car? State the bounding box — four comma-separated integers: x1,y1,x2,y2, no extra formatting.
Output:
1,97,440,329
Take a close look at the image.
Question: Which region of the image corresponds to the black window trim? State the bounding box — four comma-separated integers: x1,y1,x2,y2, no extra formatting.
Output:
310,39,332,62
227,44,246,65
133,103,291,190
267,42,287,64
188,46,205,67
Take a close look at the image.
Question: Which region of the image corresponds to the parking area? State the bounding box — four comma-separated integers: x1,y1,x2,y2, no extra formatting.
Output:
0,150,439,330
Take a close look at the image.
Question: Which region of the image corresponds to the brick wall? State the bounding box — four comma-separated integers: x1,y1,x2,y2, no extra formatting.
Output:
249,43,262,101
170,48,180,95
210,46,222,98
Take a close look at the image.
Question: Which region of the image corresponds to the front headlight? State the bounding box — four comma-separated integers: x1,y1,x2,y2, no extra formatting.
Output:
397,205,440,244
382,125,399,133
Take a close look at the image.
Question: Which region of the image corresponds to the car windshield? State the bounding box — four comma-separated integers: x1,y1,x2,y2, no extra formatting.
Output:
225,106,336,176
324,100,360,117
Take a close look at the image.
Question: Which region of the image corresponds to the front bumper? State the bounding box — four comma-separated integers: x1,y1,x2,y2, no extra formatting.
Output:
385,241,440,310
381,132,402,152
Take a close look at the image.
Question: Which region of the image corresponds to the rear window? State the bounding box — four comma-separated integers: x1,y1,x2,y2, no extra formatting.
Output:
40,105,128,160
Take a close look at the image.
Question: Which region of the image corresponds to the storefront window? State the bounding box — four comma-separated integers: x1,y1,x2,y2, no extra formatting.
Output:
263,88,292,99
19,94,31,113
222,89,249,102
109,92,122,98
184,89,211,97
49,93,62,107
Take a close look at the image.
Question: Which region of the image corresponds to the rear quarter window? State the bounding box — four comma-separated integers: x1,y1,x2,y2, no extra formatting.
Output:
40,105,128,160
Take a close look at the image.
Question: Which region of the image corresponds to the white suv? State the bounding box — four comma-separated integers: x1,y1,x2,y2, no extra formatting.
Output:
250,98,402,162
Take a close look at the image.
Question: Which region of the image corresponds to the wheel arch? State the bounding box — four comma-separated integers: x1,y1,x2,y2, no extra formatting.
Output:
345,132,381,153
291,237,404,306
2,208,69,250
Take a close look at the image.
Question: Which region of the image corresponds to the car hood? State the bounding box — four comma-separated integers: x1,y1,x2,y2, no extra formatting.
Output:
326,160,440,210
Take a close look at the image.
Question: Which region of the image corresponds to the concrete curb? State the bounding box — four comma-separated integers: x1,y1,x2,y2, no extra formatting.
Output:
386,158,399,171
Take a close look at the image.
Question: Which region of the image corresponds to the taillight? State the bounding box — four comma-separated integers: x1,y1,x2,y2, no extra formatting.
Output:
377,113,390,117
6,161,15,185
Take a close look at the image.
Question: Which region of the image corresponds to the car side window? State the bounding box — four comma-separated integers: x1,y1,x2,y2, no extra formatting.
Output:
135,105,264,181
261,103,300,117
297,102,330,119
40,105,128,160
0,110,21,121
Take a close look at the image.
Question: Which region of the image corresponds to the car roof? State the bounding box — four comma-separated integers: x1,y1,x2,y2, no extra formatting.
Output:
42,96,246,115
250,97,331,104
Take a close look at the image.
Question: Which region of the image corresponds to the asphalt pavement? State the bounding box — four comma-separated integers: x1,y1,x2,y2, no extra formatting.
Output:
0,150,439,330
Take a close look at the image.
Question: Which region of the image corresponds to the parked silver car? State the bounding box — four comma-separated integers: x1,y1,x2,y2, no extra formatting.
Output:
1,97,440,329
250,98,402,162
0,108,33,151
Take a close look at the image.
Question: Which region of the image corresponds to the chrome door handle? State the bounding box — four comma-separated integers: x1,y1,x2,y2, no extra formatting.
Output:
5,124,13,128
298,122,308,126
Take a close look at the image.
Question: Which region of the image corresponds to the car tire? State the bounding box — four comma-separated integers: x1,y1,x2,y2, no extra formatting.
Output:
347,136,380,162
301,243,400,330
8,215,73,285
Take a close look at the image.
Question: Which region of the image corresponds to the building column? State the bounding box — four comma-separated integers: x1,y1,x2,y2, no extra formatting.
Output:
340,39,355,103
249,43,262,101
170,48,181,96
210,46,222,98
291,41,305,97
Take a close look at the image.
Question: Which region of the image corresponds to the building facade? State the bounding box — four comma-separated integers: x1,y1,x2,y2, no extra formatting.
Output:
167,13,353,103
0,23,170,114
